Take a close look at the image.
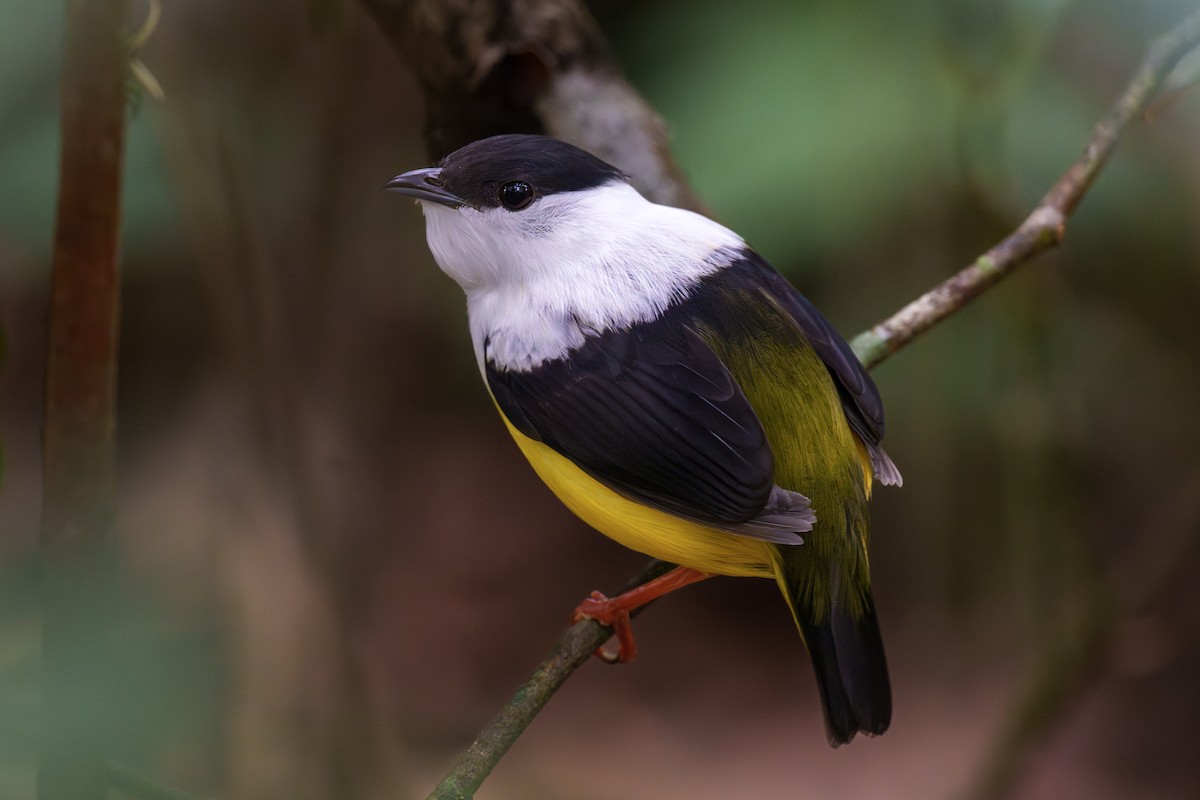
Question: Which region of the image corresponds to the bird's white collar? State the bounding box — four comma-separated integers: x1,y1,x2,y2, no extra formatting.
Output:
419,181,745,372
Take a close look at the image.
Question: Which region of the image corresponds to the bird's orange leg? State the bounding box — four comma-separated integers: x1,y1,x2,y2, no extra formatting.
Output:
572,566,713,664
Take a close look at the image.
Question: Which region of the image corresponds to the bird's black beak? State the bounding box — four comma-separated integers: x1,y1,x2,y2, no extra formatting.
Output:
385,167,464,208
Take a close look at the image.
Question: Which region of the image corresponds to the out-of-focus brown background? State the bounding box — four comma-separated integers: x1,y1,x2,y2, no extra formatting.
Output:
3,0,1200,798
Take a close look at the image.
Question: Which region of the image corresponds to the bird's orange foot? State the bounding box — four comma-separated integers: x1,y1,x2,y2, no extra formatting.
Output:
572,590,638,664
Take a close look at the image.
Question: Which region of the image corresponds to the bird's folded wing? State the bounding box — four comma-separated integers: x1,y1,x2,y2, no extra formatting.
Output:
742,255,902,487
486,320,812,543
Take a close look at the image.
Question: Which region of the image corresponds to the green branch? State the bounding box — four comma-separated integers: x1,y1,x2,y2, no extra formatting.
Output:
428,560,672,800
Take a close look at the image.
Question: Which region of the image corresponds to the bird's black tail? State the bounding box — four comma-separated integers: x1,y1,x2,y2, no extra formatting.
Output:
794,590,892,747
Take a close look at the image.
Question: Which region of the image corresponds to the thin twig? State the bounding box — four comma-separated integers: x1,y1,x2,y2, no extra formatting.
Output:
40,1,131,799
410,7,1200,798
428,560,672,800
850,6,1200,370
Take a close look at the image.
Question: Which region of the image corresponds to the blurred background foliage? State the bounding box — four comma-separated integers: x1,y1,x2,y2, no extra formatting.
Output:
2,0,1199,798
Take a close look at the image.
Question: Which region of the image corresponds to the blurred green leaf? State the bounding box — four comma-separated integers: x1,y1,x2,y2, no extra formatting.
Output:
617,2,951,263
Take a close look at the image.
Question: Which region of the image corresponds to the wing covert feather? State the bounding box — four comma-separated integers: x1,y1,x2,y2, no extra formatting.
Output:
487,323,779,525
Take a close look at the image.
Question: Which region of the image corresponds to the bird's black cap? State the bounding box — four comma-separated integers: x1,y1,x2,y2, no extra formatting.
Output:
423,135,625,210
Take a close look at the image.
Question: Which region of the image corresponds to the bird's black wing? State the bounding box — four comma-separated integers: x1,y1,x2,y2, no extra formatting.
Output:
738,253,902,486
486,316,813,543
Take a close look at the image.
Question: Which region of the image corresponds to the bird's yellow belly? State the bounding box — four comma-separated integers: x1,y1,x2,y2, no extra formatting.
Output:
499,414,776,579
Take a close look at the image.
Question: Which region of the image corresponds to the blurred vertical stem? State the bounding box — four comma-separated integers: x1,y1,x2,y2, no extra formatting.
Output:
40,1,130,799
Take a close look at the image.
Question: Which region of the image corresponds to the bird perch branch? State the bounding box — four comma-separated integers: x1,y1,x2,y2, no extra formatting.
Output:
359,2,1200,797
850,6,1200,370
426,559,672,800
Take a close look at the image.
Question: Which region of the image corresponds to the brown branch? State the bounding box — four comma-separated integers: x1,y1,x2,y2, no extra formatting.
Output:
357,0,707,212
40,1,131,799
360,2,1200,797
850,6,1200,369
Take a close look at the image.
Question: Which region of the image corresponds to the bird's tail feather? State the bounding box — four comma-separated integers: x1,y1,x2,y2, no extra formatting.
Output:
794,590,892,746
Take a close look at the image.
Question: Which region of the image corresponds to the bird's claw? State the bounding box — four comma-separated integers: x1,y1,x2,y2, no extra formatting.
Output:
572,590,638,663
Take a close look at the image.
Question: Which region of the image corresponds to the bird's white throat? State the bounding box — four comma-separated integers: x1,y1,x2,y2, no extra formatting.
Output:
419,181,746,372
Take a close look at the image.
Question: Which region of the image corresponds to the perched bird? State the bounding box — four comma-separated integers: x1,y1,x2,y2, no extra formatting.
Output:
388,134,901,746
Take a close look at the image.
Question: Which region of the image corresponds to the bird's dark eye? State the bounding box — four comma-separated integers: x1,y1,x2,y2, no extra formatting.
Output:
499,181,534,211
